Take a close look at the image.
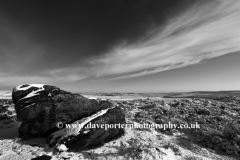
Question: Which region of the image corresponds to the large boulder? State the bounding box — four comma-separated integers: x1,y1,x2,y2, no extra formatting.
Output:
12,84,125,141
47,106,125,150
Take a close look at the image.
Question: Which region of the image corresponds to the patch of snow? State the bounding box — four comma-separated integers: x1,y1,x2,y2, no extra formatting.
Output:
76,106,115,129
14,84,45,91
88,97,97,99
20,103,36,111
18,85,45,100
50,106,115,144
56,144,68,152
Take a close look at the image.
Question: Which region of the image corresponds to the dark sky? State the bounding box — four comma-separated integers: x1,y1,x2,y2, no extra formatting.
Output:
0,0,240,92
0,0,194,73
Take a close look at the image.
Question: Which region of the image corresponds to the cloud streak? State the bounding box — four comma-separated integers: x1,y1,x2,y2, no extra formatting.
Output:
87,0,240,80
1,0,240,89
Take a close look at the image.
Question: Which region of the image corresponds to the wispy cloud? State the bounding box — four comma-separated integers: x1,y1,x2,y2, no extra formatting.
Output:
1,0,240,87
47,67,92,81
89,0,240,80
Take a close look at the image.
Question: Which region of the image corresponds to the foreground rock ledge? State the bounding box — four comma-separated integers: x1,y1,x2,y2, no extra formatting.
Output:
12,84,125,149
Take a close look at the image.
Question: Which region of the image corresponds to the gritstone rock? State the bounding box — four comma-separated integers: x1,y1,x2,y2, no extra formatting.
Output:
12,84,125,149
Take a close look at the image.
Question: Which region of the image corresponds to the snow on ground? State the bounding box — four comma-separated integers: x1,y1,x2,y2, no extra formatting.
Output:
82,94,165,101
0,119,237,160
0,92,239,159
82,94,178,102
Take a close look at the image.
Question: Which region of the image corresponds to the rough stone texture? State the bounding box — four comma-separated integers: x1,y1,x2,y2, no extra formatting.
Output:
46,106,125,150
12,84,125,138
2,91,240,159
0,99,16,128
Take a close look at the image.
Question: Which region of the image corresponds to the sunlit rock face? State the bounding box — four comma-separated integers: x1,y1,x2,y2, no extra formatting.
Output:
12,84,125,149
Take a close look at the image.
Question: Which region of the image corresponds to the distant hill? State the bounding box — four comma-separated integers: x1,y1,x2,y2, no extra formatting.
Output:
0,91,12,99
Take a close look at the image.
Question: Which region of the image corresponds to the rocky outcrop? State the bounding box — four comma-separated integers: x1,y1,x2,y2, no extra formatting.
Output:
0,99,16,128
12,84,125,150
47,106,125,150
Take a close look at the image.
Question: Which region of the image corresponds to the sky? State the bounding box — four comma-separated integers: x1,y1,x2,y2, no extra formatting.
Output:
0,0,240,92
